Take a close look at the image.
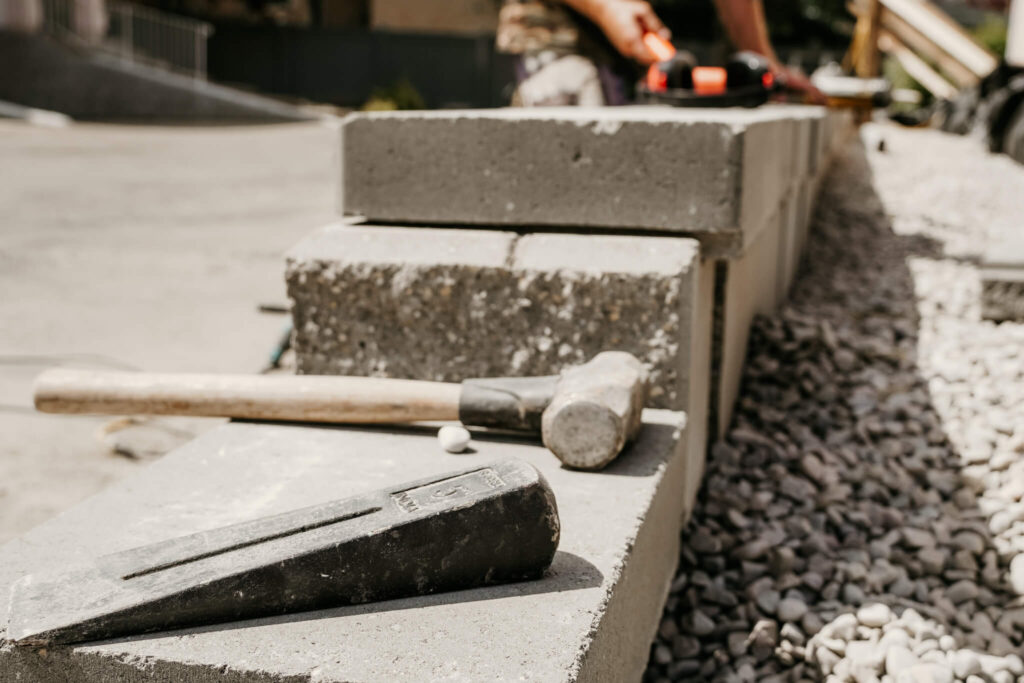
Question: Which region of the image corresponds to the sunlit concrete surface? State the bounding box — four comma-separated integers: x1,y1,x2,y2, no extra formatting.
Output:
0,119,337,542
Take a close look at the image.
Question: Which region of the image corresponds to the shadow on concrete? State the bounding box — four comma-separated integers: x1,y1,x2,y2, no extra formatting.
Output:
93,550,603,646
237,418,675,477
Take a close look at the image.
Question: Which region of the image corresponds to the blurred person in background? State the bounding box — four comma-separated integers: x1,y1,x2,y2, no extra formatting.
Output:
498,0,824,106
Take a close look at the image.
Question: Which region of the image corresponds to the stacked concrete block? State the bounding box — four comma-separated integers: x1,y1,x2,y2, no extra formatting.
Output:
288,223,704,410
314,105,854,441
777,107,854,302
0,413,693,682
287,222,715,471
714,202,784,434
0,108,856,683
341,105,824,258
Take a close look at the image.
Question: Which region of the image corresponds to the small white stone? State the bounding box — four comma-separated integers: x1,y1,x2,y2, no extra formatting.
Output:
818,636,848,656
829,612,860,640
437,425,472,453
817,647,841,675
897,663,953,683
952,650,982,679
1009,554,1024,595
885,645,918,676
879,628,910,649
858,603,893,628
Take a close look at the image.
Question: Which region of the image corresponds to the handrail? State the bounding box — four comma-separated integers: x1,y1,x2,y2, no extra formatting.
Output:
40,0,214,80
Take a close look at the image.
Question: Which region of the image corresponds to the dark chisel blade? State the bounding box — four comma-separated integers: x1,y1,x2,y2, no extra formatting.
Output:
7,458,559,646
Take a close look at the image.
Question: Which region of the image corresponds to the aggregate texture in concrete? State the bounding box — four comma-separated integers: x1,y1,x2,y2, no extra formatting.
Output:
340,105,827,257
286,222,705,411
0,119,337,544
305,106,853,445
0,410,690,682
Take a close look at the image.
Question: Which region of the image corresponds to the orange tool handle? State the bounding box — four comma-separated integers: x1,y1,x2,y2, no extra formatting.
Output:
643,33,675,92
642,32,676,62
692,67,728,95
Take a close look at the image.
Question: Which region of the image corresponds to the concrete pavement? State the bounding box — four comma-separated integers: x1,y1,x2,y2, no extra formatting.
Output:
0,119,337,542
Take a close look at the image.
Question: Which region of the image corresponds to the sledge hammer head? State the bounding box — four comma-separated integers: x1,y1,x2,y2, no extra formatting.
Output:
458,351,649,470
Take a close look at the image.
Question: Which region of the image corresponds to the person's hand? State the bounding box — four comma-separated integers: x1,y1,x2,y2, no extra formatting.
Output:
772,63,826,105
586,0,670,64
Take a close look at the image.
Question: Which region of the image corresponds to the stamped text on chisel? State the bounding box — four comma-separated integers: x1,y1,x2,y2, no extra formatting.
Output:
392,469,505,513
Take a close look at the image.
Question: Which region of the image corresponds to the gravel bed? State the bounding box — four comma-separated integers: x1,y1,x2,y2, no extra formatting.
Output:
644,125,1024,683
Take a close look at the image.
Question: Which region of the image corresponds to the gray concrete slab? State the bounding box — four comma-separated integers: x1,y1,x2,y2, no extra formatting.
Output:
340,105,825,258
0,410,691,682
287,222,705,411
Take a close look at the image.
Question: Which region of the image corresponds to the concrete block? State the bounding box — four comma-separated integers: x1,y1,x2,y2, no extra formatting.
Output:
708,109,851,435
287,222,708,412
715,205,783,435
815,110,832,176
0,411,692,682
805,113,824,178
684,255,715,508
797,178,814,244
981,241,1024,322
340,105,825,257
775,193,800,302
981,269,1024,321
792,110,818,182
823,108,855,161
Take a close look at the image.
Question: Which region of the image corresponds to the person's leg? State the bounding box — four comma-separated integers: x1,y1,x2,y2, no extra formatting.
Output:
513,51,606,106
499,0,630,106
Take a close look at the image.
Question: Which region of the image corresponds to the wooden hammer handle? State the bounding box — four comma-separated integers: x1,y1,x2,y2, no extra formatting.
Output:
34,368,462,424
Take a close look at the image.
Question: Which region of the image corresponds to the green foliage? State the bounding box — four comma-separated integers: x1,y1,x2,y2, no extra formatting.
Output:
971,14,1008,57
361,79,426,111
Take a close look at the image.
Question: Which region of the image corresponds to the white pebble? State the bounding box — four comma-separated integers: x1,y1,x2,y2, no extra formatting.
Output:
437,425,471,453
1009,554,1024,595
857,603,892,628
952,650,982,679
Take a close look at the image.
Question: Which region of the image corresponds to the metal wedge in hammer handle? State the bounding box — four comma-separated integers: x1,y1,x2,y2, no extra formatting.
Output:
34,369,463,424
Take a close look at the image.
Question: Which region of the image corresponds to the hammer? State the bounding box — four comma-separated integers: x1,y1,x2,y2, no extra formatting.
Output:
33,351,649,470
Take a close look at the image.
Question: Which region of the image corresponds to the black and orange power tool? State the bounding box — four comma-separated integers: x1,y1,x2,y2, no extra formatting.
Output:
637,33,776,108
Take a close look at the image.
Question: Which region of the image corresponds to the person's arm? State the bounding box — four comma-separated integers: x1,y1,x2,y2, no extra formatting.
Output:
713,0,777,61
561,0,670,64
713,0,825,103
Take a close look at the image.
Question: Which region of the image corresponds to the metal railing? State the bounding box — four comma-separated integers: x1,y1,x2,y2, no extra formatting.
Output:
40,0,213,80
